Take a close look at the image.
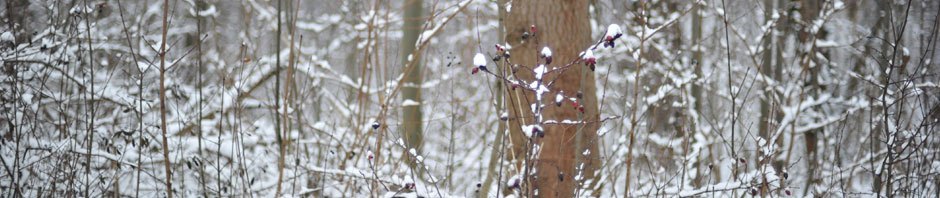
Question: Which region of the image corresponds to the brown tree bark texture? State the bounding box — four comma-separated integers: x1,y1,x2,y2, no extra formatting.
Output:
505,0,601,197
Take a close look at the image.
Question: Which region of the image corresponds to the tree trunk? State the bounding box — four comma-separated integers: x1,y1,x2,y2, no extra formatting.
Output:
796,0,823,195
758,2,785,194
400,0,425,168
690,1,706,188
505,1,601,197
479,0,509,196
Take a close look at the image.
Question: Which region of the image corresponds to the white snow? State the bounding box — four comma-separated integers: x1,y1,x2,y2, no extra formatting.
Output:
402,99,420,106
505,2,512,13
534,64,547,80
815,39,838,48
521,124,542,138
528,80,550,103
473,53,487,67
540,47,552,57
197,5,218,17
582,49,595,60
0,31,13,42
507,174,522,187
605,24,622,38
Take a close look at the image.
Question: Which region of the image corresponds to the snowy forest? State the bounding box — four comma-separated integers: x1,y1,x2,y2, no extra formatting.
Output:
2,0,939,197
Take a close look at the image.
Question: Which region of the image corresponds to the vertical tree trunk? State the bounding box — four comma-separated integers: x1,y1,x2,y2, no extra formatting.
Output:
505,1,600,197
758,0,787,194
873,1,898,195
690,1,707,188
796,0,823,195
480,0,509,196
158,0,173,197
400,0,425,167
193,0,209,196
758,0,775,150
273,0,285,196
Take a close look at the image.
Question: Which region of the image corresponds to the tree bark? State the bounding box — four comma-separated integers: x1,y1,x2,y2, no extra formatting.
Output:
400,0,425,168
505,1,601,197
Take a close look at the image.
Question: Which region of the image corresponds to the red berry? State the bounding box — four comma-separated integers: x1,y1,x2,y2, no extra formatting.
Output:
584,58,596,66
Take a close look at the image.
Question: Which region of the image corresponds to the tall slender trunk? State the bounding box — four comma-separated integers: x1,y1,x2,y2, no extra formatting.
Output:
158,0,173,197
82,0,97,196
796,0,822,195
274,0,287,196
480,0,509,196
401,0,426,169
193,0,208,196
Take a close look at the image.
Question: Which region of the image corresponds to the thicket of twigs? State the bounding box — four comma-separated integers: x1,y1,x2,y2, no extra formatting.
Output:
1,0,938,197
